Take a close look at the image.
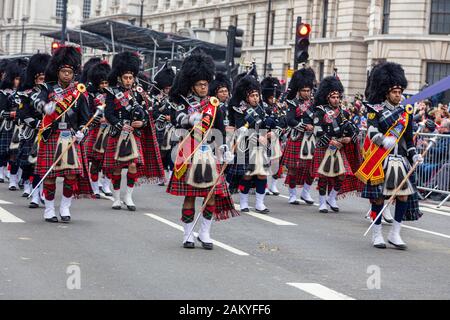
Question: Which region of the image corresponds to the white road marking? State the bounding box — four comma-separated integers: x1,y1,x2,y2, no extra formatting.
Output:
420,206,450,217
420,202,450,211
277,194,319,206
0,207,25,223
144,213,250,256
287,283,355,300
403,224,450,239
0,200,13,205
234,204,297,226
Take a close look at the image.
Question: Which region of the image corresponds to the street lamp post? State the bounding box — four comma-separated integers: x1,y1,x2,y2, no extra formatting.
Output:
139,0,144,27
263,0,273,77
21,16,30,54
61,0,68,43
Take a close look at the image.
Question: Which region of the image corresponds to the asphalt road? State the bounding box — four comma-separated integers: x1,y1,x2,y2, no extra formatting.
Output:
0,173,449,300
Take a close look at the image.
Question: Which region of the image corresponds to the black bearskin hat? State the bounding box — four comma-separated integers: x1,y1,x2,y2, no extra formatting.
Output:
80,57,102,84
169,50,215,104
154,64,175,90
232,75,261,104
108,51,141,86
87,61,111,90
137,71,150,91
45,46,82,83
314,76,344,107
261,76,281,102
0,59,27,90
208,72,231,96
367,62,408,104
22,53,51,90
287,67,316,100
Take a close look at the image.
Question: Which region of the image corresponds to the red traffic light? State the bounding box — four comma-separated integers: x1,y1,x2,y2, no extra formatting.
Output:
297,23,311,37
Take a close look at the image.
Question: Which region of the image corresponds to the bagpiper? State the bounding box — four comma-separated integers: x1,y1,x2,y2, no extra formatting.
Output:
208,72,232,124
227,75,277,214
0,59,28,189
16,53,51,207
356,62,423,250
167,50,238,250
104,51,164,211
260,76,285,196
84,60,112,198
151,62,176,182
282,68,317,205
312,76,362,213
34,45,92,223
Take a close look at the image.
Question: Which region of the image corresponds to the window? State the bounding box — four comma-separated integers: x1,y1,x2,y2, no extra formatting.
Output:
213,17,221,29
286,8,294,44
230,15,238,27
248,13,256,46
199,19,206,28
5,34,10,54
0,0,4,19
171,22,177,33
159,24,165,32
8,0,14,19
269,10,275,45
185,21,191,28
319,61,325,81
382,0,390,34
83,0,91,19
427,62,450,103
56,0,64,18
430,0,450,34
322,0,328,37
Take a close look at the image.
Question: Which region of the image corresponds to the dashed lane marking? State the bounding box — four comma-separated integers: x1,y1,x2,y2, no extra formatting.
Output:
0,207,25,223
286,283,355,300
144,213,250,256
234,204,297,226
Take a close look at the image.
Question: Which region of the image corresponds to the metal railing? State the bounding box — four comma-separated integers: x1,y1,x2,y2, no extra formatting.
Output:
415,132,450,207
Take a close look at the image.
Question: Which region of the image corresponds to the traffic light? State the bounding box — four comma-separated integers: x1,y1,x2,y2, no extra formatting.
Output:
294,18,311,67
226,25,244,78
51,41,61,54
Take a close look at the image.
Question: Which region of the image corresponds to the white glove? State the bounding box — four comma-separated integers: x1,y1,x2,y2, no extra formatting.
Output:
75,130,84,143
188,113,202,126
413,153,424,164
219,144,229,153
223,151,235,164
237,126,248,137
44,101,56,115
382,136,396,150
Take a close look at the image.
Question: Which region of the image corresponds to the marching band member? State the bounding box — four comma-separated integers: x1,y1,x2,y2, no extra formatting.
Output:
167,50,237,250
227,75,277,214
282,68,316,205
312,76,362,214
34,46,92,223
356,62,422,249
0,59,26,190
84,61,111,198
17,53,51,207
151,63,176,182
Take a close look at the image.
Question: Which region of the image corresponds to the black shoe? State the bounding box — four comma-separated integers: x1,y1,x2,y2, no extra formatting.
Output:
197,236,213,250
374,243,387,249
289,200,300,205
240,207,250,213
112,205,121,210
94,193,101,199
126,205,136,211
255,208,270,214
183,241,195,249
9,186,17,191
300,196,314,205
29,202,39,209
100,187,113,197
158,182,165,186
388,240,407,250
60,216,71,223
0,178,3,183
320,208,329,213
22,192,29,198
45,217,58,223
327,201,339,212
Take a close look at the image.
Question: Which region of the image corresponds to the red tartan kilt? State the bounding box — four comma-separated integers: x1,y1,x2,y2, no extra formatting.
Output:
102,134,144,173
84,126,105,162
167,163,228,198
312,145,353,178
36,130,85,178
